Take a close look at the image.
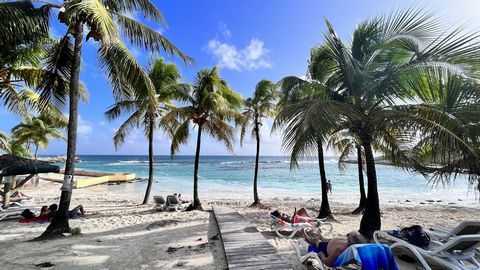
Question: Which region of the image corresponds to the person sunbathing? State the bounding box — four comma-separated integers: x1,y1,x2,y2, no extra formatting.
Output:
1,191,32,202
47,204,85,219
303,230,367,266
271,208,313,223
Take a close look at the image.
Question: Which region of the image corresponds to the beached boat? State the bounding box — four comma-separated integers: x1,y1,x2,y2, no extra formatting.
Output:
38,170,136,188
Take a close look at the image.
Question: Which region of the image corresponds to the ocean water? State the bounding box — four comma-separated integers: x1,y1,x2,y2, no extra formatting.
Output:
56,155,479,206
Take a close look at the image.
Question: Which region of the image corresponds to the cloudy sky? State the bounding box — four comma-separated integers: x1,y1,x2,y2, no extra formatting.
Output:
1,0,480,156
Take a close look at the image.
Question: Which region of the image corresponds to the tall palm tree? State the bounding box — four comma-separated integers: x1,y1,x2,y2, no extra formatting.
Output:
291,9,480,237
11,116,66,160
241,80,277,206
105,58,185,204
275,46,340,220
328,130,367,214
2,0,191,238
167,67,243,210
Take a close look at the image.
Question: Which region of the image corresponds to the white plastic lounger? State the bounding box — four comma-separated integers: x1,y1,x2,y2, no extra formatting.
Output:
374,230,480,270
428,220,480,242
0,205,40,221
165,195,184,212
270,215,333,238
152,196,166,211
294,239,398,270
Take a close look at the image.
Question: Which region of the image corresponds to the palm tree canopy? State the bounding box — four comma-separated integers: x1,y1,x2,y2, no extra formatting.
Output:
11,115,66,151
241,79,277,143
105,58,184,149
1,0,192,111
168,67,244,156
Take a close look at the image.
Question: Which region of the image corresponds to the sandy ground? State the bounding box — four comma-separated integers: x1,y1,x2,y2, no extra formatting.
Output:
0,181,479,270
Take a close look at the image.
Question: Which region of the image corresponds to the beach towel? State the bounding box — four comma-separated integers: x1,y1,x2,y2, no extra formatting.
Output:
18,217,49,224
332,244,398,270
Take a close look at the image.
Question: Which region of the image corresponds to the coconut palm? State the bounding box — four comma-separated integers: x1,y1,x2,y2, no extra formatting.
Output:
1,0,191,238
240,80,277,206
328,130,367,214
293,9,480,237
275,46,340,220
11,116,66,160
167,67,243,210
105,58,185,204
0,131,32,157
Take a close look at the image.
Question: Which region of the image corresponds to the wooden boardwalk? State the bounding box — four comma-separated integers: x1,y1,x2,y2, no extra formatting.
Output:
213,206,293,270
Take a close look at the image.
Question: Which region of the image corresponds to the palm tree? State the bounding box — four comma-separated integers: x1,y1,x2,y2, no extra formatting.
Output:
241,80,277,206
167,67,243,210
328,130,367,214
2,0,191,238
11,116,66,160
275,46,340,220
105,58,185,204
0,131,31,157
294,9,480,237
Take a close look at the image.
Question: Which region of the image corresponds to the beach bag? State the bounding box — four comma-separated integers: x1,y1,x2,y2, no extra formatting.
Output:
401,225,430,248
21,209,35,220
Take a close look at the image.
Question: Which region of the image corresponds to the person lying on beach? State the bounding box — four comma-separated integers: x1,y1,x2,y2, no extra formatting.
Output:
47,204,85,219
271,208,312,223
302,229,366,266
1,191,32,202
69,205,85,218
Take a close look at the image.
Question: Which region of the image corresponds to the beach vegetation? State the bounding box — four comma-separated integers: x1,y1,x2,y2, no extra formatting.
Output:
241,79,277,207
167,67,244,210
105,58,186,204
1,0,190,239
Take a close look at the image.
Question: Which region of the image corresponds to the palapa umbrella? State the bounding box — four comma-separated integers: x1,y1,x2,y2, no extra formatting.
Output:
0,154,60,208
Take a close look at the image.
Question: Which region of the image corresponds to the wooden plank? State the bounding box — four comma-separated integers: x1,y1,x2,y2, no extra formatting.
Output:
213,206,293,270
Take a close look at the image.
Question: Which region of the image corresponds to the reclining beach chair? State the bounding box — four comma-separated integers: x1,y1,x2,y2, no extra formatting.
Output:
374,230,480,270
428,220,480,242
152,196,167,211
294,239,398,270
270,214,333,238
165,195,184,212
0,205,40,221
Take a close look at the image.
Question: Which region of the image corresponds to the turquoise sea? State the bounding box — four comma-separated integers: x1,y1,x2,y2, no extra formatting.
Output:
59,155,477,206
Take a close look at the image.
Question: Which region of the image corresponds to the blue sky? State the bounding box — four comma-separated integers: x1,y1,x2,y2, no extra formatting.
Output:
1,0,480,156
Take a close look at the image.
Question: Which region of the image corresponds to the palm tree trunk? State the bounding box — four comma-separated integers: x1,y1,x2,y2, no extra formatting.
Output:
192,123,203,210
142,116,154,204
251,118,261,206
34,144,39,160
352,144,367,214
38,21,83,240
359,136,381,239
317,139,334,220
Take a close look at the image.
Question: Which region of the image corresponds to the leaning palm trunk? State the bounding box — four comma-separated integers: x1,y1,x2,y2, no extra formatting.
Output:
317,140,334,220
251,119,261,206
142,116,154,204
39,21,83,239
359,137,381,238
192,123,203,210
352,145,367,214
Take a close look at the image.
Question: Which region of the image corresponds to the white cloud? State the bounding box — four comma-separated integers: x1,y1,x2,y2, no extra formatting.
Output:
219,22,231,39
77,116,92,136
206,38,272,71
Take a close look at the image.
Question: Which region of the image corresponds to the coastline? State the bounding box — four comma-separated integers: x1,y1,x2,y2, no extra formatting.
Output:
0,181,479,269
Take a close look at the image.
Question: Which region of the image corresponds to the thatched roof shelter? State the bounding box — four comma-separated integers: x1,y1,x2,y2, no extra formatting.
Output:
0,154,60,177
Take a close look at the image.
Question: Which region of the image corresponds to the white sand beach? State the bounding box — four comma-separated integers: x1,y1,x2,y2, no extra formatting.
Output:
0,181,479,270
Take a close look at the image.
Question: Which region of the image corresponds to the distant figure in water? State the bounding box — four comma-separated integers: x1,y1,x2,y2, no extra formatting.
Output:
326,180,332,194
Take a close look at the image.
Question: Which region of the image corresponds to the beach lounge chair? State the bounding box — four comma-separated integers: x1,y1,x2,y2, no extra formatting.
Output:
153,196,167,211
165,195,184,212
374,230,480,270
294,239,398,270
270,214,333,238
0,205,40,221
428,220,480,242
